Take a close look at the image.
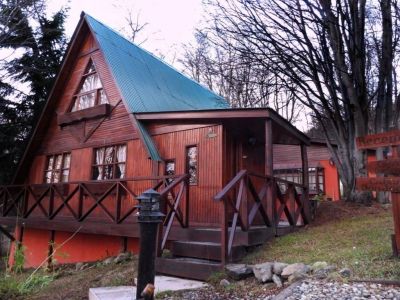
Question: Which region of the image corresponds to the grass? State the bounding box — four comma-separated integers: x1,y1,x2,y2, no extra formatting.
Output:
245,209,400,280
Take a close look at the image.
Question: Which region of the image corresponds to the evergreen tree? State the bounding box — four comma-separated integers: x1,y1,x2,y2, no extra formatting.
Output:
0,0,67,183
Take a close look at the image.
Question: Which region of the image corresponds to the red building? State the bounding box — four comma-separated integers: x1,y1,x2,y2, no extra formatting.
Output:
0,13,312,280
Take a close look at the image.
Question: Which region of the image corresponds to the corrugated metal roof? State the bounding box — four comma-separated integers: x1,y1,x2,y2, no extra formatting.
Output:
85,14,229,113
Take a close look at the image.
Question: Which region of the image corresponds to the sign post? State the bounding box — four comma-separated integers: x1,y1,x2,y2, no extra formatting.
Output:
356,130,400,257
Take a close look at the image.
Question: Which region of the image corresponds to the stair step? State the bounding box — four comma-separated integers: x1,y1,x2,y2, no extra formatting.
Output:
156,257,222,281
171,240,246,262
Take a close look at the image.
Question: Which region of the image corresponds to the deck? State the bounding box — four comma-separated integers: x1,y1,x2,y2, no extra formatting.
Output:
0,171,312,280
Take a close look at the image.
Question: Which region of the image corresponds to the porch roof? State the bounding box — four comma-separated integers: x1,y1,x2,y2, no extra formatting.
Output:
135,108,310,146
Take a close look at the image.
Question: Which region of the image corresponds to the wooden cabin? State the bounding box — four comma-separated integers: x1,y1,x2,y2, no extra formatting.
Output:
274,139,341,201
0,13,312,280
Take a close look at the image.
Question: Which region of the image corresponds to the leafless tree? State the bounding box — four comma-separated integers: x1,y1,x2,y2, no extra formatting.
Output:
199,0,400,203
180,30,303,123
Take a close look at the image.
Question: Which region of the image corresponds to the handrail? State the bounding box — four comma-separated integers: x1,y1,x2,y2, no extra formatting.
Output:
215,170,311,265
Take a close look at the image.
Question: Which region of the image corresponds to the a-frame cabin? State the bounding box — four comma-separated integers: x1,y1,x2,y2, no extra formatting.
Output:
0,13,311,280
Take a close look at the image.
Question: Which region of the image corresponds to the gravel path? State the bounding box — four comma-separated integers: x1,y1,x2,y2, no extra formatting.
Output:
268,280,400,300
160,280,400,300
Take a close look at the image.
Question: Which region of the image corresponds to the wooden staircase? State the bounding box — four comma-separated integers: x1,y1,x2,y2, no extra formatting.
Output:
156,226,275,280
155,170,311,281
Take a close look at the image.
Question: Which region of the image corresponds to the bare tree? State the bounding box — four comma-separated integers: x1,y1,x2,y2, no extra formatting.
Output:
180,30,303,123
199,0,399,203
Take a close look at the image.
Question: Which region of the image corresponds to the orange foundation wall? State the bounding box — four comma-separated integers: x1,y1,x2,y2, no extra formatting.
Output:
319,160,340,201
9,228,139,268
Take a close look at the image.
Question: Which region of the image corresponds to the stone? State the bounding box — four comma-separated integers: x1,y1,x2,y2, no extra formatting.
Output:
114,252,131,264
272,274,283,288
252,262,273,283
313,265,336,279
273,262,288,275
75,262,83,271
225,264,253,281
288,271,306,283
219,279,230,287
311,261,328,272
281,263,310,279
102,257,114,265
339,268,351,278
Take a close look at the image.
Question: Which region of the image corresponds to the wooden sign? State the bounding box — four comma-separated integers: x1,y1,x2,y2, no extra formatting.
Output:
367,159,400,176
356,177,400,192
356,130,400,149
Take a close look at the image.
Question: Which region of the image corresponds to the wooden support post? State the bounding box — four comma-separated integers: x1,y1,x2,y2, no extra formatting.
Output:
221,200,228,265
265,119,274,225
391,146,400,257
301,144,311,224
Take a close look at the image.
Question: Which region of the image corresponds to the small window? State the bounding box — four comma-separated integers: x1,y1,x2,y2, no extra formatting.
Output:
164,159,176,184
92,144,126,180
71,60,109,112
186,146,198,185
44,153,71,183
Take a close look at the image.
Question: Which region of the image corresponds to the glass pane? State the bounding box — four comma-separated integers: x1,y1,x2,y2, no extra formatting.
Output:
80,73,101,93
117,164,125,179
87,62,95,74
61,170,69,182
53,171,60,183
55,155,63,170
47,156,54,170
92,167,99,180
99,89,109,104
104,165,113,179
187,146,198,185
78,92,95,110
116,145,126,163
63,153,71,168
105,147,115,164
45,171,52,183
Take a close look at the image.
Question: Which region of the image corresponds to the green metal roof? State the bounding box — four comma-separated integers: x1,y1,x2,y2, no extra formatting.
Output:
84,14,229,113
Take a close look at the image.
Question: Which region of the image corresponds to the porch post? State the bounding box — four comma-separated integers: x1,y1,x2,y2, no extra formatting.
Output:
265,119,274,224
301,144,311,223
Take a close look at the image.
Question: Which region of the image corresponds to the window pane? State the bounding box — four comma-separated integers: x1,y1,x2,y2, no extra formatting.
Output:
116,164,125,179
47,157,54,170
116,145,126,163
105,147,115,164
78,92,95,110
53,171,60,183
103,165,113,179
80,73,101,93
187,146,198,185
63,154,71,168
45,171,52,183
99,89,109,104
61,170,69,182
55,155,63,170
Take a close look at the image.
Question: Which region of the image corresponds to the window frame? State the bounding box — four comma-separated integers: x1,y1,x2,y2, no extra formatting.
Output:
43,152,71,183
185,145,198,186
91,144,127,181
69,59,109,112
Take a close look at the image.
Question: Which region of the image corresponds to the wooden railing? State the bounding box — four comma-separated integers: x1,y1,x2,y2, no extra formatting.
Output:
214,170,310,265
0,175,190,248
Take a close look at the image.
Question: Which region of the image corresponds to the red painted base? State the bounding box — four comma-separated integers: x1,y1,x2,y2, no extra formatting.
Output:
8,227,140,269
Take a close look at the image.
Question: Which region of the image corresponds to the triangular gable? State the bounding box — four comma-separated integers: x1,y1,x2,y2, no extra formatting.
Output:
84,14,229,113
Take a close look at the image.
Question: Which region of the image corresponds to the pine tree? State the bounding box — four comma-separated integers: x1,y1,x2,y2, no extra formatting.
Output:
0,0,67,183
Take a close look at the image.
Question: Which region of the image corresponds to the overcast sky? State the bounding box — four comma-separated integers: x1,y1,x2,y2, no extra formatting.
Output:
47,0,205,64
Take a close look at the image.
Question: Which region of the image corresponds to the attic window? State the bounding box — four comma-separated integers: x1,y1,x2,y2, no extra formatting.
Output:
71,60,109,112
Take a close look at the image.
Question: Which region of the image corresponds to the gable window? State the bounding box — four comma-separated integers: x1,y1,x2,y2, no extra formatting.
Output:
186,146,198,185
71,60,109,112
44,153,71,183
92,145,126,180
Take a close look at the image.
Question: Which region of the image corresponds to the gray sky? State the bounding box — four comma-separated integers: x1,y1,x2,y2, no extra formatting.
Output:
47,0,204,64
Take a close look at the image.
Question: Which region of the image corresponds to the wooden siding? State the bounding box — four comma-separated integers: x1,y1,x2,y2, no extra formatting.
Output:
273,144,332,165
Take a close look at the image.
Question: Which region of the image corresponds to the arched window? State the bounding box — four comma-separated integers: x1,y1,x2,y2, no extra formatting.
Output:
71,60,109,112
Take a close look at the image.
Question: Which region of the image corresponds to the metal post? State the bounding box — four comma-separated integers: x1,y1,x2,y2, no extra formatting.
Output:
136,189,165,300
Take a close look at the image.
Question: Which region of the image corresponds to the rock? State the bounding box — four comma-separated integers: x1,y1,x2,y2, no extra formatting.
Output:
313,265,336,279
288,271,306,283
103,257,114,265
272,262,288,275
114,252,131,264
75,262,83,271
225,264,253,280
219,279,230,287
339,268,351,278
311,261,328,272
272,274,283,288
252,262,273,283
281,263,310,279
